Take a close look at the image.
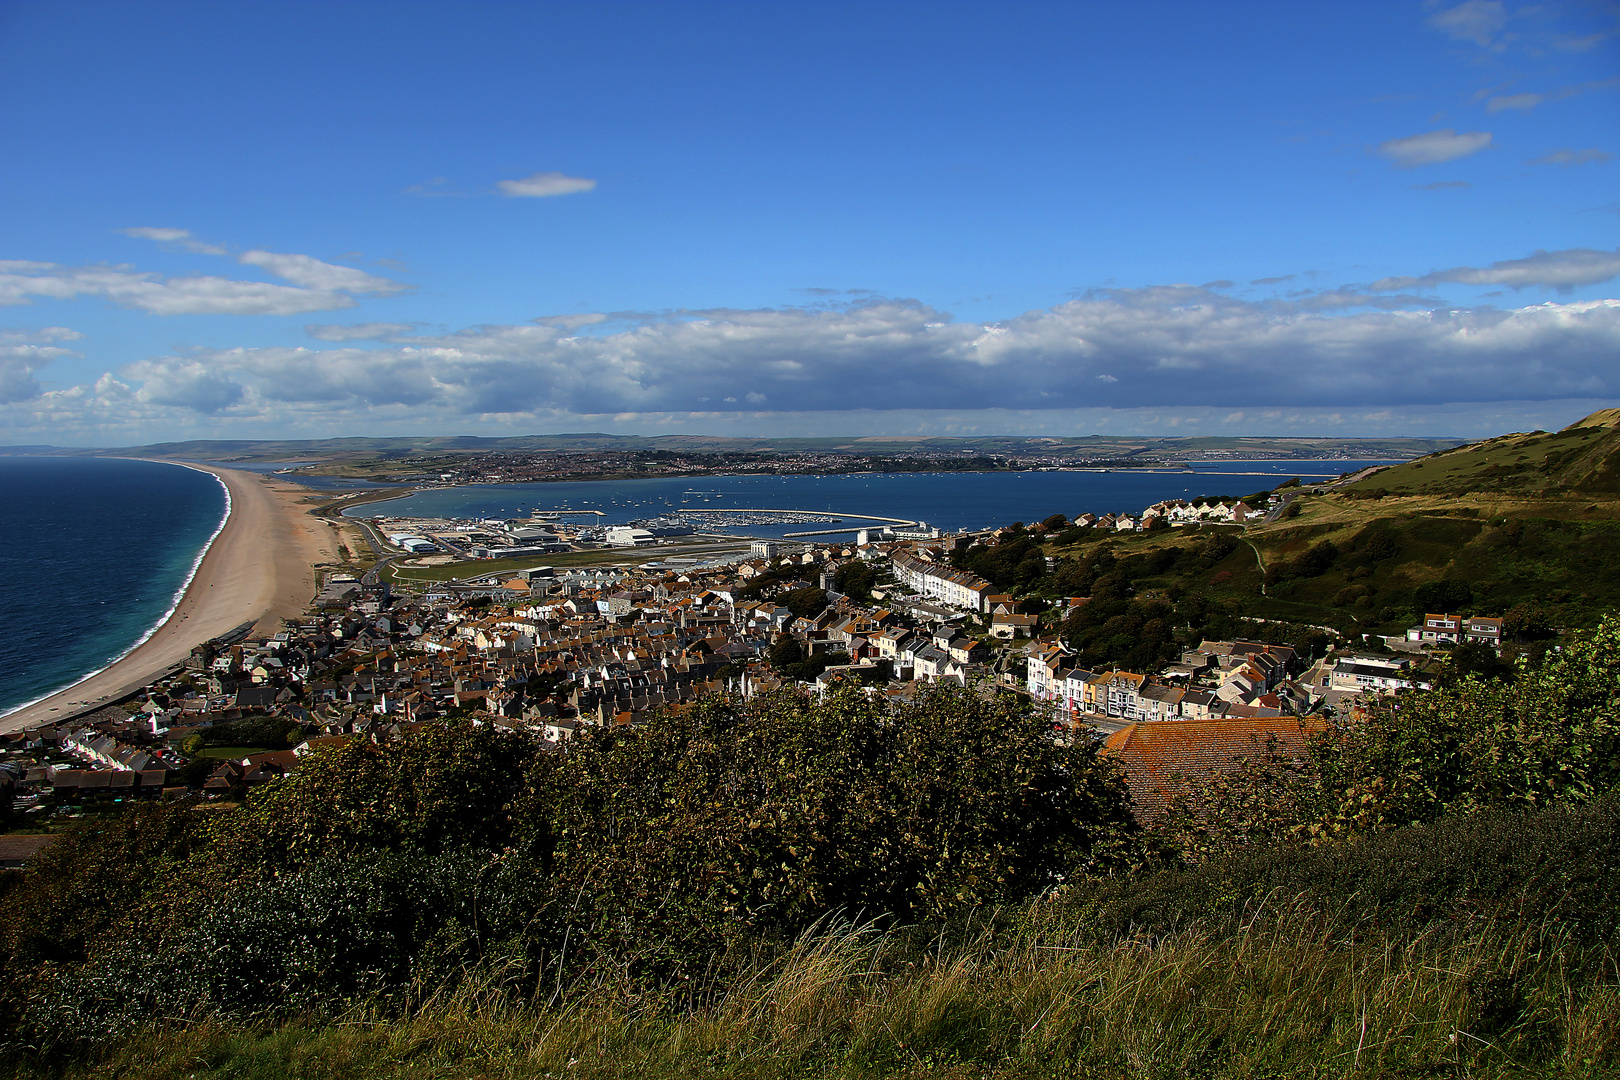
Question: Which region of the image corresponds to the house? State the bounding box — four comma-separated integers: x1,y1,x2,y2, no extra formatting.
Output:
989,612,1038,639
1102,717,1326,823
890,552,993,613
0,834,58,870
1326,656,1431,694
1409,613,1464,644
1466,616,1504,649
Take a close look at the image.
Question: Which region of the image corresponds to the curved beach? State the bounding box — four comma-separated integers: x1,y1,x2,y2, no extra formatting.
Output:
0,463,336,734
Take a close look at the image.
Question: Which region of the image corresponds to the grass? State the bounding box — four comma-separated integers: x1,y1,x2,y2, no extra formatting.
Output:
11,800,1620,1079
20,910,1617,1079
385,540,752,584
1340,419,1620,499
191,746,272,759
1043,491,1620,635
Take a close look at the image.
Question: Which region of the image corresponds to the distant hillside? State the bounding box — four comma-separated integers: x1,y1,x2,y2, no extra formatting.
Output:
3,432,1462,464
1342,409,1620,497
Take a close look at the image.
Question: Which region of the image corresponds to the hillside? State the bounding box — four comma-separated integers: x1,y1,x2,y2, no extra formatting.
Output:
1340,408,1620,498
1,432,1460,465
1025,431,1620,647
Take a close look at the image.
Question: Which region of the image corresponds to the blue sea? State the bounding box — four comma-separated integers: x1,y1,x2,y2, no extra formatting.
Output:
0,458,227,718
347,460,1401,539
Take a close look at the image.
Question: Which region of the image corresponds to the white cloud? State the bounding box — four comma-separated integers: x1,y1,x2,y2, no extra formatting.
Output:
123,356,245,413
0,261,362,316
1486,93,1542,113
1530,147,1612,168
237,251,408,295
1428,1,1507,48
496,171,597,198
91,287,1620,425
305,322,419,341
1488,78,1619,114
118,226,227,255
0,326,85,403
1377,129,1492,168
1371,247,1620,292
0,240,409,315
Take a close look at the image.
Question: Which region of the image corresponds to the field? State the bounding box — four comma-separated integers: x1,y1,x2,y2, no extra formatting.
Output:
190,746,271,760
384,539,752,584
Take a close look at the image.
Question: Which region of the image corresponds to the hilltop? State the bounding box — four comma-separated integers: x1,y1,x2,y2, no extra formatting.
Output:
1339,408,1620,498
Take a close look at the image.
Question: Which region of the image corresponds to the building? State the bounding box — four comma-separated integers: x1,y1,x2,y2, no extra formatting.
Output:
606,528,659,547
891,551,992,613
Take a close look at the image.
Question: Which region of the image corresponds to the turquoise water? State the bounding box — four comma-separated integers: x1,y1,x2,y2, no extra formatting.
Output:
346,461,1399,539
0,458,227,718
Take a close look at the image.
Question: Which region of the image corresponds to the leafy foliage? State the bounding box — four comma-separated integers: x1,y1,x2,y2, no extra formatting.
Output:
520,684,1134,980
193,713,305,751
0,684,1134,1042
832,559,877,601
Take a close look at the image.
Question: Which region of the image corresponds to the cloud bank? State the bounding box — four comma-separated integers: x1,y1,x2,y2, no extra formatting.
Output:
4,245,1616,441
17,288,1611,425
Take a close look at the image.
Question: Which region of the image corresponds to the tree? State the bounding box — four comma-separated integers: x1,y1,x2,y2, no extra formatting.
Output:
1307,616,1620,834
521,683,1135,977
1446,641,1511,683
1413,579,1473,613
781,586,828,619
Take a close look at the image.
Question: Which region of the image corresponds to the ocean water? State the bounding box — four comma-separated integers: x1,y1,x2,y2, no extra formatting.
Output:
0,458,227,718
347,460,1401,540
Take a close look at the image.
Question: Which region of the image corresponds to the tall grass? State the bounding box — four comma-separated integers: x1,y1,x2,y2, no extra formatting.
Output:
25,898,1618,1080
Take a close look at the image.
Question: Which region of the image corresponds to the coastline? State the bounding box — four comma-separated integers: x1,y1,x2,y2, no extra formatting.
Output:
0,463,337,735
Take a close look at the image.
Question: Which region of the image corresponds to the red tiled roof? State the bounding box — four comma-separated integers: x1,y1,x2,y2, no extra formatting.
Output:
1102,717,1325,823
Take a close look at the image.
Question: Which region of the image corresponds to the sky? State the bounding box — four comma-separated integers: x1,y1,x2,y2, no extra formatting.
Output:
1,0,1617,446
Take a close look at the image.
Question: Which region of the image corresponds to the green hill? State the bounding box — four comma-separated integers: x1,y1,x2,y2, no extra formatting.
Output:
1341,408,1620,498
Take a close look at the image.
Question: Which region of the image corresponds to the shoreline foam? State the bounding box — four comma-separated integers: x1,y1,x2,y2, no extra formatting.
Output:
0,464,233,723
0,462,336,734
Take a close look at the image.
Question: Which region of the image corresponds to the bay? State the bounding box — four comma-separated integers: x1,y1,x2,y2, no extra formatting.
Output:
0,458,227,717
345,460,1400,540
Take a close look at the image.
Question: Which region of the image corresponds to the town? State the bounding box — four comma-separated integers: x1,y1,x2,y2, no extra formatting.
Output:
0,482,1506,845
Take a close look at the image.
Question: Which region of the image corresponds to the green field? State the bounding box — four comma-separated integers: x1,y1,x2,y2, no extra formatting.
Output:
191,746,271,759
385,541,750,583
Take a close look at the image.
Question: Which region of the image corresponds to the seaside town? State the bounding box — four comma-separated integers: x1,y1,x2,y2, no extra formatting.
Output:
0,477,1508,861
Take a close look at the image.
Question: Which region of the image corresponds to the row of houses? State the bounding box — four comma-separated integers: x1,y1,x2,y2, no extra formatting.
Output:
1026,638,1306,723
890,551,995,613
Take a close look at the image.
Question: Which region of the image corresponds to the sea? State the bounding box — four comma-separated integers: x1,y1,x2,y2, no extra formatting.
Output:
2,456,1397,720
0,457,227,719
344,461,1400,540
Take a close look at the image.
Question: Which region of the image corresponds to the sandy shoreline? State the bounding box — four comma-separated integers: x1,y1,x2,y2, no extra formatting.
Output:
0,463,337,735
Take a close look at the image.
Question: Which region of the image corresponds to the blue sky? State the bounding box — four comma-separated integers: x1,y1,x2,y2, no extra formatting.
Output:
1,0,1617,445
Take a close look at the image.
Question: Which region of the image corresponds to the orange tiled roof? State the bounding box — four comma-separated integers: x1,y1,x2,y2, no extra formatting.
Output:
1102,717,1325,823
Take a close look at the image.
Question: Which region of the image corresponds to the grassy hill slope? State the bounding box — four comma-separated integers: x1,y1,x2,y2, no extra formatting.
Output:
1341,408,1620,498
14,799,1618,1080
1037,415,1620,637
